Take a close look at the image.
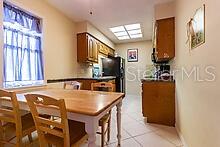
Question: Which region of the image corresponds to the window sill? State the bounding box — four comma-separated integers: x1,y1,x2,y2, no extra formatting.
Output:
4,84,47,93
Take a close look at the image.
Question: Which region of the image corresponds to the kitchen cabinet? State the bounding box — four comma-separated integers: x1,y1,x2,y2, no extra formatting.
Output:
142,80,175,126
77,79,116,90
77,79,97,90
99,43,109,56
77,33,115,63
153,17,175,62
108,48,115,57
77,33,98,63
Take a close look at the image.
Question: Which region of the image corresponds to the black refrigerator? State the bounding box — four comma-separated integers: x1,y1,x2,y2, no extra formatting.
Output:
102,56,125,93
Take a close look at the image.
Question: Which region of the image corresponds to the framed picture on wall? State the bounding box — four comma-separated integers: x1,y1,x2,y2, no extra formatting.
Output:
127,49,138,62
187,4,205,49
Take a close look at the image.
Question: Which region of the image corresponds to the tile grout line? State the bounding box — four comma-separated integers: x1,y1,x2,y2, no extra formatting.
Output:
132,136,144,147
153,130,183,147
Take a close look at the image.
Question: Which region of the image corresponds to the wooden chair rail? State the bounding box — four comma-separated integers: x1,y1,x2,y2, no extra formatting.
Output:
25,93,87,147
0,89,35,146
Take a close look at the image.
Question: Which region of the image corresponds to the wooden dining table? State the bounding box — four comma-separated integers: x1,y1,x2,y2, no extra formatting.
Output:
2,88,125,147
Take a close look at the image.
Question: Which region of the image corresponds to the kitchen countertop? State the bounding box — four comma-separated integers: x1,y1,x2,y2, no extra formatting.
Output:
141,78,175,82
47,76,116,83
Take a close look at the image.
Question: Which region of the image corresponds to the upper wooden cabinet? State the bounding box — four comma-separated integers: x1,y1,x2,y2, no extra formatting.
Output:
77,33,115,63
77,33,98,63
99,43,108,56
153,17,175,62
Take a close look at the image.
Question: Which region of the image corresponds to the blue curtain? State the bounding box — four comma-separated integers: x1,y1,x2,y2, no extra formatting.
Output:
3,2,44,86
3,2,41,33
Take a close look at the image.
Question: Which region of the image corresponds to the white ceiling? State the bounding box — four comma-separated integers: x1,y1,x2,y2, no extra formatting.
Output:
45,0,173,44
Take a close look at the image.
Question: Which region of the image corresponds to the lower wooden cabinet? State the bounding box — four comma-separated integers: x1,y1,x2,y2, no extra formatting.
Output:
142,81,175,126
77,79,97,90
77,79,116,90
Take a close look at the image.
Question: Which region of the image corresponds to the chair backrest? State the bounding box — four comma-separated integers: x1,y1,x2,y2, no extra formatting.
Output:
0,89,22,145
63,81,82,90
25,94,70,147
91,82,115,92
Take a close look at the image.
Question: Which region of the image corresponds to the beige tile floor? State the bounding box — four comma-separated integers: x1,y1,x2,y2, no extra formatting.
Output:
5,95,183,147
81,94,183,147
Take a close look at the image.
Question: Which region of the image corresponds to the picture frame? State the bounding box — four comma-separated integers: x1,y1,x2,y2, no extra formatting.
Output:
188,4,205,49
127,49,138,62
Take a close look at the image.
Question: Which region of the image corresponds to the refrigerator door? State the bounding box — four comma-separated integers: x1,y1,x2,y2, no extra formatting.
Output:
102,58,116,76
102,56,125,93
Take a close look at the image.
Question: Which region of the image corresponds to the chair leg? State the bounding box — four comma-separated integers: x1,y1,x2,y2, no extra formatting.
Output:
101,124,105,147
107,112,111,142
0,121,3,147
28,134,33,142
107,120,111,142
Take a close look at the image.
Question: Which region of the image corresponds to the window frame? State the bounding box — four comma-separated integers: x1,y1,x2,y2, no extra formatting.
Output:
2,1,46,89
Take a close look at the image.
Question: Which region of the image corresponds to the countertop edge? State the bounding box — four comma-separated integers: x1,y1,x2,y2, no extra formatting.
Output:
47,77,116,83
141,79,175,82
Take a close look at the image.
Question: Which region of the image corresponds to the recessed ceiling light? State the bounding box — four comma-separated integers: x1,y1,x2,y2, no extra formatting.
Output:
125,23,141,30
117,36,130,40
128,29,142,35
114,31,128,37
110,23,143,40
110,26,125,33
130,34,143,39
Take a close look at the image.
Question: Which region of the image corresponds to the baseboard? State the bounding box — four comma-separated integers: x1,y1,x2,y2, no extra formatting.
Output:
176,127,189,147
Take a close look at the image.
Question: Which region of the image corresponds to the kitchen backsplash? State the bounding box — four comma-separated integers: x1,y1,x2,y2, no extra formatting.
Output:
76,55,107,78
77,63,93,78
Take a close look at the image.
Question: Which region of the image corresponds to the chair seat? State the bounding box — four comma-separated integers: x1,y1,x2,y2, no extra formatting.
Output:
99,113,111,126
21,113,35,131
45,120,87,146
1,113,36,142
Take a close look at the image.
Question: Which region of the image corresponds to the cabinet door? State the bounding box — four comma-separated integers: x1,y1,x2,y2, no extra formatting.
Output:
87,35,94,61
77,79,97,90
156,17,175,61
142,82,159,117
108,48,115,56
77,33,88,63
158,82,175,126
93,39,98,63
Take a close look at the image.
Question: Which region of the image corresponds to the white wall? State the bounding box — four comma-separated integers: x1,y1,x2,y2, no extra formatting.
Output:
76,21,115,49
115,41,153,96
175,0,220,146
0,0,78,82
155,1,175,20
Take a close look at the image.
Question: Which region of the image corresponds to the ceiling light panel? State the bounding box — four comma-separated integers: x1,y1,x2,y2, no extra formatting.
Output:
114,31,128,37
110,23,143,40
125,23,141,30
128,29,142,35
130,33,143,39
117,36,130,40
110,26,125,33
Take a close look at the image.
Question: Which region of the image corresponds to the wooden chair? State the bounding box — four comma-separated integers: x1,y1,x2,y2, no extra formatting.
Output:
63,81,82,90
91,82,115,147
0,89,35,147
25,94,87,147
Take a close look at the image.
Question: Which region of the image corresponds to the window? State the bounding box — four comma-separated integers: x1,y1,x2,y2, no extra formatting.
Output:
3,2,44,88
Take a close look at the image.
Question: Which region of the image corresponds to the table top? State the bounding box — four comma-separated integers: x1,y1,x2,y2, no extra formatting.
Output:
16,88,125,116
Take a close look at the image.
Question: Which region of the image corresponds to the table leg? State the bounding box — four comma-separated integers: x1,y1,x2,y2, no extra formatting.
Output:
116,101,122,146
85,119,98,147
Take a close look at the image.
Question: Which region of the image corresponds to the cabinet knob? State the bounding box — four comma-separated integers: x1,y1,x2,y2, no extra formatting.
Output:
164,53,169,58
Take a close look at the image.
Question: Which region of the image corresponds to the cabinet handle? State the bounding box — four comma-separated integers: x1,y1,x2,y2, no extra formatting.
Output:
164,53,169,58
